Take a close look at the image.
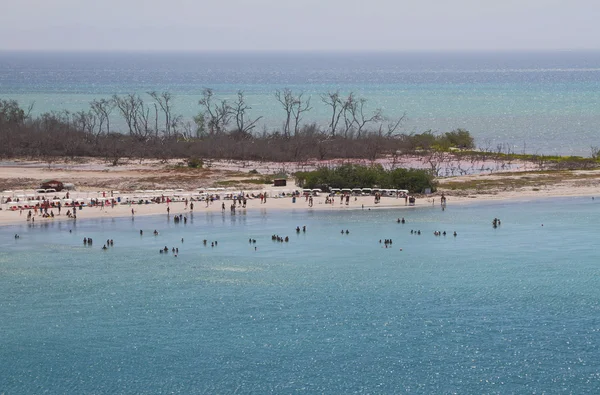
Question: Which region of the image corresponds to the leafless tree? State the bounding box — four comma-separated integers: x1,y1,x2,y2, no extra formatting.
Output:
232,91,262,134
198,88,232,135
113,94,142,137
384,117,404,137
148,91,175,137
292,92,311,136
351,98,383,137
321,91,346,137
90,98,115,136
72,110,98,136
275,88,294,138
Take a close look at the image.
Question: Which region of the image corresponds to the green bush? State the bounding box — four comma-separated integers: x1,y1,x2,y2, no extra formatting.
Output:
295,164,436,193
443,129,475,149
187,157,204,168
406,129,474,151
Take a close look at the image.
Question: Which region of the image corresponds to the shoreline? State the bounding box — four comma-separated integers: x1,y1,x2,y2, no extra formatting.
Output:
2,188,598,229
1,158,599,228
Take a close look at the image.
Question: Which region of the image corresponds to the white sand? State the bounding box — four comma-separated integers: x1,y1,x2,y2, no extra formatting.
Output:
1,159,599,227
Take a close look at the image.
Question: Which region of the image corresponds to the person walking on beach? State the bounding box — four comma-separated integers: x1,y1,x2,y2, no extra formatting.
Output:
167,206,170,215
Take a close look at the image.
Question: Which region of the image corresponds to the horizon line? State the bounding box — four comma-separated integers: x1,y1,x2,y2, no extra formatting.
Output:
2,48,600,54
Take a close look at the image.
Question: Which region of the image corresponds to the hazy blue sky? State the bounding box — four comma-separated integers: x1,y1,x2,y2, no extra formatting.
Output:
0,0,597,51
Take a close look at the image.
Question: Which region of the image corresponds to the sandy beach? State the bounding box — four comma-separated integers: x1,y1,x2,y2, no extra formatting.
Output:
1,158,600,227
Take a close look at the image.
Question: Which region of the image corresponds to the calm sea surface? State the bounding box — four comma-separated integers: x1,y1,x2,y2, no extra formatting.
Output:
1,51,600,155
2,198,600,393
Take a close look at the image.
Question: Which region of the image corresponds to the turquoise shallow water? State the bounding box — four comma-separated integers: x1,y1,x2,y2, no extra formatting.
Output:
2,51,600,155
1,198,600,393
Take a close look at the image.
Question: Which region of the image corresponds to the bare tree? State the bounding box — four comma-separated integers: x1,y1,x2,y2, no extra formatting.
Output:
292,92,312,137
321,91,346,137
113,94,159,141
232,91,262,134
350,98,383,137
148,91,175,137
90,98,115,138
385,113,406,137
198,88,232,135
113,94,142,137
275,88,294,138
72,110,98,135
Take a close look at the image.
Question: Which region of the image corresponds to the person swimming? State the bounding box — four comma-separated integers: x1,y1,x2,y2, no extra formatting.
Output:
102,245,107,250
302,226,306,232
345,230,349,234
140,230,143,235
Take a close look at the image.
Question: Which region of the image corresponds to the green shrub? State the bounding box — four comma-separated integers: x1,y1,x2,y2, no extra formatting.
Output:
295,164,436,193
187,157,204,169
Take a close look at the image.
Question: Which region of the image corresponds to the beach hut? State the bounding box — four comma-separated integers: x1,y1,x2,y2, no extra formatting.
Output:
351,188,362,196
361,188,372,196
273,179,287,187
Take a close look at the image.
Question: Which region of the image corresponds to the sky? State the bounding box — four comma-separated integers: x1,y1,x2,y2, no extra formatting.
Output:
0,0,598,51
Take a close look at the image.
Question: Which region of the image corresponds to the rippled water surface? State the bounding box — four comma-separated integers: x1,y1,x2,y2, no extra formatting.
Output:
2,51,600,155
1,198,600,393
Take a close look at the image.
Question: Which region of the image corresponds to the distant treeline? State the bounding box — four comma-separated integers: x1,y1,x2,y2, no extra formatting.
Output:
0,91,474,164
295,164,437,193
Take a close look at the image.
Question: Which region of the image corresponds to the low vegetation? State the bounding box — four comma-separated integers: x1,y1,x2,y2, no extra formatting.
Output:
295,164,437,193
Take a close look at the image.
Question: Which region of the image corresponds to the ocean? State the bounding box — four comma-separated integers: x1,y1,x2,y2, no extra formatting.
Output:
2,198,600,393
1,51,600,155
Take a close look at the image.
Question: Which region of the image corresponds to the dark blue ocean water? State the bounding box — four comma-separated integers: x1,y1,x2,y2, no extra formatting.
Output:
1,198,600,393
2,51,600,155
